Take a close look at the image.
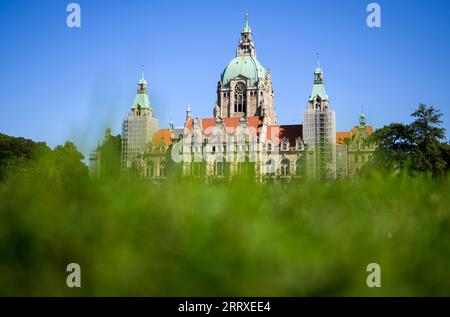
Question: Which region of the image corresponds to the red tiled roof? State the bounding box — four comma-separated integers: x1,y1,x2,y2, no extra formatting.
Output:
185,116,303,144
267,124,302,145
336,131,351,144
152,129,173,146
337,126,374,144
155,119,374,149
351,126,373,136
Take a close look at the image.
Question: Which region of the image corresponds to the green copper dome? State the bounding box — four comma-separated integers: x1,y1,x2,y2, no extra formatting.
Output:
132,92,150,109
220,55,266,87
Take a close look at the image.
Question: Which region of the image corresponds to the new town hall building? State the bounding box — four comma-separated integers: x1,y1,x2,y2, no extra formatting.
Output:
90,15,375,180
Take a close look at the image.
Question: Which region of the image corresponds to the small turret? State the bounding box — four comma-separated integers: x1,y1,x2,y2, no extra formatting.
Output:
359,112,366,126
186,105,191,121
237,13,256,58
132,66,152,115
314,54,324,84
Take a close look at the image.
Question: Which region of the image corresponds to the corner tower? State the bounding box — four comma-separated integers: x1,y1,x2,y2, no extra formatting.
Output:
216,14,276,124
121,68,160,171
303,56,336,179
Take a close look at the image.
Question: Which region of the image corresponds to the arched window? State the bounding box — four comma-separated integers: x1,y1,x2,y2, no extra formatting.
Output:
266,159,275,175
296,158,303,176
234,82,247,113
159,160,166,177
159,142,166,153
315,96,321,109
281,158,290,176
215,161,224,176
192,162,203,176
147,161,154,177
214,130,223,145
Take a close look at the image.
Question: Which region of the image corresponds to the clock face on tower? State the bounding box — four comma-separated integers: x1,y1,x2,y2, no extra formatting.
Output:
235,82,246,95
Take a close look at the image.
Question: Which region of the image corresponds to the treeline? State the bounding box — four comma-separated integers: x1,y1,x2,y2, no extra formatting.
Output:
0,134,88,182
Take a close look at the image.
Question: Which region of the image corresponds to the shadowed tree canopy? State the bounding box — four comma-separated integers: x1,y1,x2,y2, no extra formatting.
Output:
0,133,88,181
50,141,89,182
0,133,50,180
369,104,449,176
98,134,121,178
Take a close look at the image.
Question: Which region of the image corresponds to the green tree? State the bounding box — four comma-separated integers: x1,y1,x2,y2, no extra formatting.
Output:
410,104,447,175
370,104,449,176
99,134,121,178
0,133,50,180
48,141,88,182
0,133,88,183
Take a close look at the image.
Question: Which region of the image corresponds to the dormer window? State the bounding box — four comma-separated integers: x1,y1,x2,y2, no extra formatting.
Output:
282,138,289,151
296,137,303,150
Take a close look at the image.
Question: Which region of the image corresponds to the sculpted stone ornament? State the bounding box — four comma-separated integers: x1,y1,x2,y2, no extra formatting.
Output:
265,69,272,85
214,104,220,118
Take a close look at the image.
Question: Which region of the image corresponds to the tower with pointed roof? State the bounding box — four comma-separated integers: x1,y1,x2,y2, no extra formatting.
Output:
121,68,160,171
216,14,276,124
303,56,336,179
346,112,375,176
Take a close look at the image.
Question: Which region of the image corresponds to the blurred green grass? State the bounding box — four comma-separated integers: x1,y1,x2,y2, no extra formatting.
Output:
0,171,449,296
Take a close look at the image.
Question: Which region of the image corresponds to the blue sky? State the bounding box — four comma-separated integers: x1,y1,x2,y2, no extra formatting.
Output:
0,0,449,157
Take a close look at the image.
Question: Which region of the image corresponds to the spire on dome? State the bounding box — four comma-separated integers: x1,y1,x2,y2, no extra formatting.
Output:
237,13,256,57
309,57,328,102
132,67,151,109
315,53,323,74
139,65,147,86
242,13,251,33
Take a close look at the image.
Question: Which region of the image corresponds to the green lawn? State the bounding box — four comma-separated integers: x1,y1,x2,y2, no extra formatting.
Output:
0,171,449,296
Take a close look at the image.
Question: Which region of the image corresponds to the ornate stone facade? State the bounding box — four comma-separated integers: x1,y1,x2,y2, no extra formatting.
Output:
90,15,376,180
216,14,276,125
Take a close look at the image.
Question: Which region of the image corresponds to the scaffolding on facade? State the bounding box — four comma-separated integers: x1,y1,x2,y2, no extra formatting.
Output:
121,115,159,171
303,108,336,179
